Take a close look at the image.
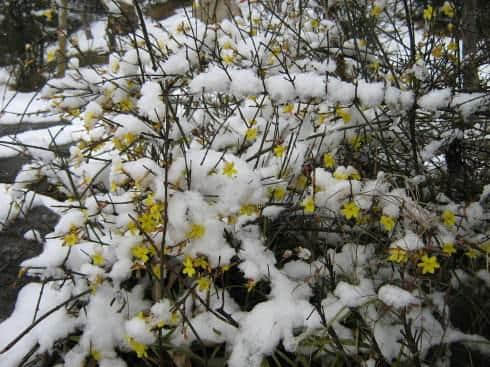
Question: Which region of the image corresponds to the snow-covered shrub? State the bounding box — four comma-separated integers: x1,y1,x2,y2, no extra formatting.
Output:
1,1,489,366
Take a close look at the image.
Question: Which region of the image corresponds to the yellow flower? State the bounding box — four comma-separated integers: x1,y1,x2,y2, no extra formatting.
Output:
197,276,211,291
240,204,258,216
84,111,96,130
336,107,351,123
348,135,363,150
47,49,57,63
417,255,440,274
465,248,480,259
388,248,408,263
245,127,258,141
222,161,238,177
333,172,349,180
132,244,150,263
369,61,380,72
119,98,134,112
274,145,286,158
272,186,286,201
90,349,102,361
222,54,235,65
431,45,443,58
302,196,315,214
341,201,360,220
187,223,205,240
92,251,105,266
371,5,383,17
42,9,55,21
245,279,256,292
316,113,328,125
282,103,295,114
63,226,80,246
323,153,335,169
380,215,396,232
127,336,148,358
442,210,456,228
138,212,159,233
447,41,458,51
152,263,161,279
182,256,196,277
296,175,308,190
442,242,456,256
423,5,435,21
127,221,139,235
123,132,137,145
441,1,455,18
193,256,209,270
480,242,490,254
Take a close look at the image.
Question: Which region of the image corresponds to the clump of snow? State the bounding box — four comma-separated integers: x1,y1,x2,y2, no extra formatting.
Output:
378,285,419,309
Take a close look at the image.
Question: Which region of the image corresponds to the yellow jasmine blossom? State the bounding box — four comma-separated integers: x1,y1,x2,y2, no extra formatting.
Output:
132,244,150,263
350,171,361,180
441,2,455,18
92,251,105,266
152,263,161,279
90,349,102,361
182,256,196,277
127,336,148,358
323,153,335,169
63,226,80,246
193,256,209,270
123,132,137,145
138,212,159,233
369,61,380,72
187,223,205,240
197,276,211,291
447,41,458,51
417,255,440,274
333,172,349,180
388,248,408,263
245,127,258,141
348,135,363,150
423,5,435,21
371,5,383,17
222,54,235,65
127,221,139,235
341,201,360,220
47,49,57,63
296,175,308,190
222,161,238,177
316,113,328,125
274,145,286,158
119,98,134,112
84,111,96,130
272,186,286,201
69,108,81,117
432,45,443,58
380,215,396,232
336,107,351,123
282,103,295,114
240,204,258,216
442,210,456,228
465,248,480,259
245,279,256,292
442,242,456,256
42,9,55,21
480,242,490,254
301,196,315,214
